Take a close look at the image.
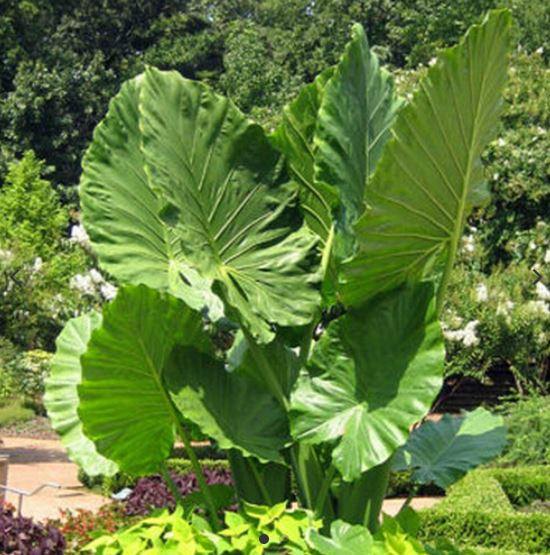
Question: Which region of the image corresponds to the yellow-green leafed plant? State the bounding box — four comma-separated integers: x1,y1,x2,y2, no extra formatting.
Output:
45,9,512,541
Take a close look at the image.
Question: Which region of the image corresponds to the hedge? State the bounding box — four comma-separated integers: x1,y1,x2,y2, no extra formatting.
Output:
487,466,550,506
419,510,550,553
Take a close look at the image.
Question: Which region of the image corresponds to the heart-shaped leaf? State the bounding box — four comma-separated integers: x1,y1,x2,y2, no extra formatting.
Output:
290,282,444,480
393,407,507,488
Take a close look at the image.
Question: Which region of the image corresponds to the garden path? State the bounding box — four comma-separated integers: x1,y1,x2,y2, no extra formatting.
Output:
0,436,441,521
0,436,108,521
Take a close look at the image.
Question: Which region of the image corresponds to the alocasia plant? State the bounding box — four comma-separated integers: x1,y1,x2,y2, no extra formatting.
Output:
45,8,512,542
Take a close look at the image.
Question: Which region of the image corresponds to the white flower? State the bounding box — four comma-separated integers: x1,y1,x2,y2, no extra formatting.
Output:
545,249,550,264
462,320,480,347
428,57,437,66
536,126,546,135
70,224,90,246
536,46,544,55
89,268,104,284
496,300,515,316
462,235,475,253
70,273,95,296
100,282,118,301
536,282,550,301
0,249,14,262
492,172,499,181
526,300,549,315
497,137,506,147
32,257,43,273
475,283,489,302
529,241,537,251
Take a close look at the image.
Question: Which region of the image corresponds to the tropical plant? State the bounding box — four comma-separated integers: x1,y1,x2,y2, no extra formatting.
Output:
45,8,512,539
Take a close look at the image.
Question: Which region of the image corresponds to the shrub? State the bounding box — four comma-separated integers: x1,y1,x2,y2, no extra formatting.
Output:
496,396,550,466
488,466,550,506
51,503,138,555
437,472,514,514
124,468,233,516
0,502,65,554
419,509,550,553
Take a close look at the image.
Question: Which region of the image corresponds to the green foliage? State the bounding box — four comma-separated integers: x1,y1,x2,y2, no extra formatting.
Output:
496,396,550,466
83,503,321,554
394,409,507,489
437,471,514,514
0,397,35,427
488,466,550,507
442,264,550,391
0,152,96,350
419,509,550,553
44,12,511,535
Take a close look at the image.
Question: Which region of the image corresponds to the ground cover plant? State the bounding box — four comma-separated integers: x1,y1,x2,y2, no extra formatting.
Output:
45,8,514,550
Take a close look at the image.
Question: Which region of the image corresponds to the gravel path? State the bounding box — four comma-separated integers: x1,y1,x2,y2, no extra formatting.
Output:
0,437,108,521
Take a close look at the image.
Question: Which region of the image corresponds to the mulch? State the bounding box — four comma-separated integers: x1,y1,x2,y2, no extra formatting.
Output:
0,417,58,440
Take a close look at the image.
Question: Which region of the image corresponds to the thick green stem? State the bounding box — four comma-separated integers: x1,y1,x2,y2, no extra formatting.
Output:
241,326,289,409
176,422,222,530
338,458,392,533
248,458,274,506
398,483,420,515
160,464,186,507
314,465,336,517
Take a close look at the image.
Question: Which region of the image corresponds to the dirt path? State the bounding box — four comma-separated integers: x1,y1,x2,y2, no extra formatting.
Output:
0,437,108,521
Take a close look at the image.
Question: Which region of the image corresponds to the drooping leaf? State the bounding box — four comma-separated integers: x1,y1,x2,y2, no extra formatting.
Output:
290,282,445,480
139,67,321,342
78,285,208,475
314,23,403,232
44,313,117,477
307,520,375,554
271,68,338,243
393,407,507,488
342,10,512,306
80,76,224,320
374,518,426,554
165,344,289,464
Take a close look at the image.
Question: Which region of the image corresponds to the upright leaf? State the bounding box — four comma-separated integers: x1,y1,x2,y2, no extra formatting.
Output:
271,68,338,243
80,76,223,319
342,10,512,307
314,23,403,231
290,282,444,480
393,407,507,488
44,313,117,477
78,285,207,475
139,67,321,342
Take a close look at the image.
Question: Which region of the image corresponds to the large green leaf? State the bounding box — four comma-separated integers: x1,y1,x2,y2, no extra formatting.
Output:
342,10,512,306
80,76,223,320
393,407,507,488
78,285,207,475
164,344,289,464
290,282,444,481
139,67,320,342
307,520,375,554
314,23,403,231
44,313,117,477
271,68,337,243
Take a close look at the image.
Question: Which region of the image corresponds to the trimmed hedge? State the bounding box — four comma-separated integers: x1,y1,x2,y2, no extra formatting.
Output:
436,472,513,513
165,458,229,476
488,466,550,507
419,510,550,553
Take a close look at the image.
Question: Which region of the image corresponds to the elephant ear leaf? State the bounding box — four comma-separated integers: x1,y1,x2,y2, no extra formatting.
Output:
139,68,321,343
164,345,289,464
290,282,445,481
393,407,507,489
271,68,338,244
314,23,403,234
44,312,117,477
342,10,512,307
80,76,223,320
78,285,208,475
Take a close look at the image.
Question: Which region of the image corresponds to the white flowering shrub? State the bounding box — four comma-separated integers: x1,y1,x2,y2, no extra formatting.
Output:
444,263,550,392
